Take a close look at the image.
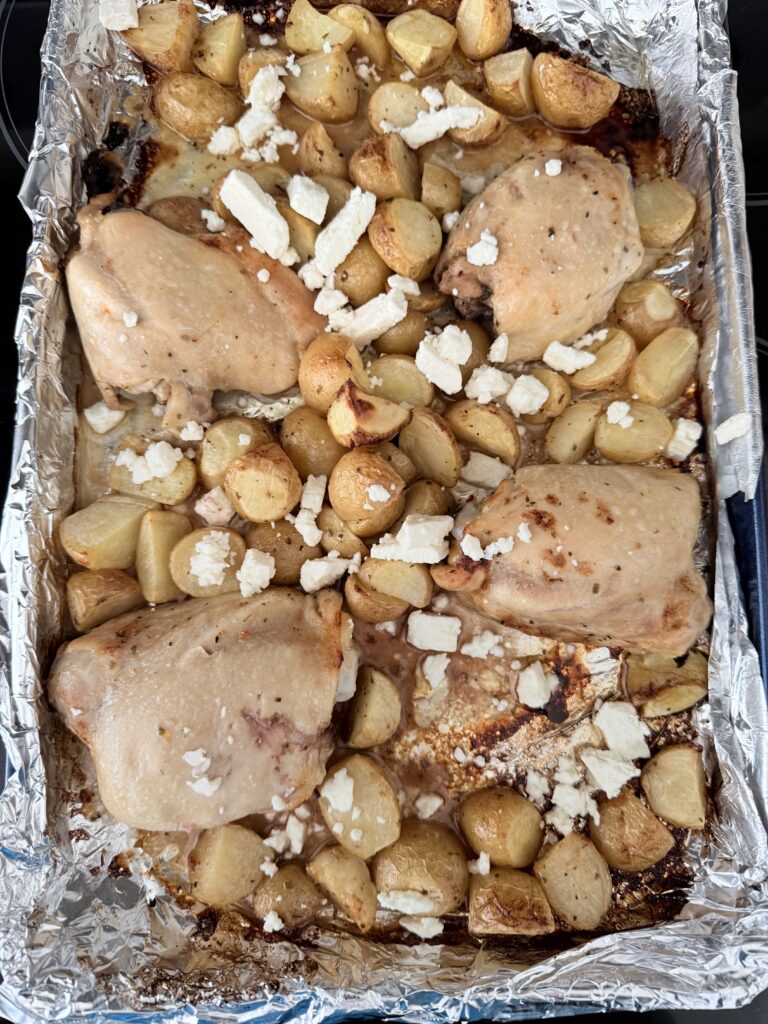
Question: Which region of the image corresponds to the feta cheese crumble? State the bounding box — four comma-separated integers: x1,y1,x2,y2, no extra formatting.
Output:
262,910,285,932
461,451,512,489
83,401,126,434
208,125,241,155
421,85,444,109
466,229,498,267
461,629,504,659
99,0,138,30
400,916,444,939
666,418,703,461
236,548,276,597
524,768,550,805
488,333,509,363
257,268,271,283
122,309,138,327
465,365,513,404
314,187,377,276
287,174,329,224
321,767,354,812
194,487,235,526
114,441,183,484
415,324,473,394
201,208,226,233
517,661,558,708
468,851,491,876
714,411,751,445
377,890,436,914
329,287,408,347
543,341,597,375
506,374,549,416
387,273,420,296
517,522,532,543
300,552,359,592
180,420,205,441
594,701,650,760
442,210,460,232
407,611,462,652
544,158,562,176
397,106,481,149
219,170,296,265
414,792,444,818
580,747,640,798
293,474,327,546
606,400,634,428
370,514,454,563
422,653,450,688
189,531,234,588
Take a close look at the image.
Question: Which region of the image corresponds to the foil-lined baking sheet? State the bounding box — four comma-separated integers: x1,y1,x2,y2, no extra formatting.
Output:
1,0,767,1019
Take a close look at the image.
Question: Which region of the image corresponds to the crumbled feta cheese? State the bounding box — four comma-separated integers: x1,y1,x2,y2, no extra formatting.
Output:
285,53,301,77
189,531,233,588
314,187,377,276
547,781,598,830
208,125,241,155
182,748,211,774
544,158,562,176
348,827,362,842
180,420,205,441
468,851,491,876
194,487,235,526
442,210,460,232
114,440,183,484
321,767,354,812
301,473,327,515
584,646,619,675
200,207,227,233
462,173,486,196
605,400,633,428
365,483,391,504
271,794,286,811
259,32,277,45
336,645,359,703
187,775,222,797
260,859,279,878
285,813,306,855
355,57,381,83
397,107,481,149
329,288,408,346
573,327,609,349
460,534,485,561
219,169,294,264
466,229,498,267
461,451,512,489
484,535,515,558
407,611,462,652
667,418,703,460
236,105,278,147
524,768,550,805
415,338,463,394
287,174,329,225
461,629,503,659
371,514,453,563
300,553,355,592
378,890,436,914
580,747,640,798
422,653,450,688
506,374,549,417
594,701,650,760
298,259,326,291
99,0,138,30
400,68,416,81
387,273,420,296
262,910,284,932
517,661,558,708
257,268,271,283
517,522,532,543
465,365,513,404
488,333,509,363
122,309,138,327
237,548,276,597
376,620,399,635
545,804,575,835
400,916,444,939
433,323,472,364
543,341,597,375
83,401,125,434
246,64,286,109
414,793,444,818
421,85,444,109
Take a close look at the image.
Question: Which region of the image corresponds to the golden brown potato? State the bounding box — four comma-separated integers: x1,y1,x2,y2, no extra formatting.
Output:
319,754,401,859
374,307,430,355
358,558,433,608
521,367,572,424
370,354,435,407
627,327,699,407
533,833,612,930
483,49,536,116
307,845,378,931
394,480,455,532
589,790,675,871
66,569,144,632
224,444,303,523
458,319,492,383
275,199,319,263
280,407,346,481
421,163,462,219
299,334,370,413
372,820,468,915
532,53,619,129
469,868,555,936
328,4,390,67
613,280,683,348
335,236,390,308
455,0,512,60
122,0,199,73
344,573,410,622
327,381,412,447
169,527,246,597
594,402,673,463
285,0,355,55
634,178,697,249
252,863,323,930
108,438,197,505
298,122,347,178
443,79,507,146
570,328,637,392
369,441,418,485
60,495,157,570
385,10,457,76
246,520,321,585
238,46,289,96
312,173,355,220
626,650,708,717
285,47,359,123
368,81,429,135
459,787,544,868
444,400,520,465
317,505,370,558
329,447,406,534
640,743,707,828
349,134,420,201
347,665,402,747
154,71,242,145
399,407,463,486
191,11,246,86
189,824,267,907
199,416,274,489
136,509,191,604
146,195,207,235
368,198,443,280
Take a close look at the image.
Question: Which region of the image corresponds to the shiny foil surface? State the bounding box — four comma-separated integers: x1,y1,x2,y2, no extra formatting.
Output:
1,0,767,1019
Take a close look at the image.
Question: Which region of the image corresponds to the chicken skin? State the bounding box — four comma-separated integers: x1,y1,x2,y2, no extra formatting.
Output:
65,198,325,430
48,589,351,831
436,147,643,361
433,465,711,656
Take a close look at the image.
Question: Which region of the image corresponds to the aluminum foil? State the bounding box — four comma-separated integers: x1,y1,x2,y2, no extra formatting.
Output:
1,0,767,1019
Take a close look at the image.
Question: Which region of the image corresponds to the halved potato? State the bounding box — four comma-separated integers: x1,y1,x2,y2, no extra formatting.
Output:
285,47,359,123
421,163,462,219
372,820,468,915
594,401,673,463
443,79,507,146
358,558,433,608
246,520,320,585
122,0,199,73
109,439,197,505
459,787,543,868
533,833,612,930
238,46,289,96
458,319,492,383
347,665,402,747
189,824,267,907
192,12,246,86
368,82,428,135
60,495,157,570
298,122,347,178
349,134,420,201
329,448,406,533
634,178,697,249
522,367,572,424
199,417,274,489
374,307,430,355
385,10,457,77
327,381,412,447
444,400,520,465
299,334,370,414
147,195,207,235
483,49,536,116
307,845,377,931
394,480,455,532
368,198,442,280
570,328,637,392
224,444,303,523
169,527,246,597
469,868,555,936
317,505,370,559
335,236,390,308
399,407,463,486
531,53,619,129
313,173,355,219
625,650,709,717
154,71,242,145
627,327,699,407
318,754,401,859
136,509,191,604
613,280,682,348
275,199,319,263
344,573,410,622
370,354,435,407
285,0,355,55
252,863,323,929
328,4,390,67
589,790,675,871
280,407,346,480
640,743,707,828
455,0,512,60
67,569,144,632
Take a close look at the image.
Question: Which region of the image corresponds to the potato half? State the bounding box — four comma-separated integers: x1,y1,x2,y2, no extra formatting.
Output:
191,11,246,87
108,439,197,505
459,787,544,867
285,47,359,124
532,53,619,129
328,5,390,66
169,527,246,597
533,833,612,930
349,134,420,201
484,49,536,117
357,558,434,608
368,198,443,280
317,505,370,559
522,367,572,424
385,10,457,77
285,0,355,55
634,178,697,249
60,495,158,570
136,509,191,604
154,71,242,145
613,280,682,348
189,824,267,907
594,402,672,463
327,381,412,447
246,520,320,586
455,0,512,60
307,845,378,932
298,122,347,179
640,743,707,828
625,650,708,717
280,406,347,480
199,416,274,490
372,820,469,915
347,665,402,747
370,354,435,407
252,863,323,930
329,447,406,534
224,444,303,523
443,79,507,147
445,400,521,465
368,82,429,135
318,754,401,859
399,407,463,486
67,569,144,632
122,0,199,73
421,163,463,219
589,790,675,871
299,334,370,414
336,237,390,308
344,574,410,623
469,868,555,936
570,329,637,392
627,327,699,407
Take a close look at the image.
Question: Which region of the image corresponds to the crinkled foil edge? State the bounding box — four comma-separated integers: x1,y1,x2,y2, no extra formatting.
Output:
0,0,767,1020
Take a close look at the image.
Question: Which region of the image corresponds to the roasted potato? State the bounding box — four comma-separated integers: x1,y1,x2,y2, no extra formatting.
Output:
60,495,157,570
634,178,697,249
252,863,323,929
307,845,378,931
298,122,347,178
370,354,435,407
521,367,572,424
627,327,699,407
335,236,390,307
368,198,442,280
169,527,246,597
455,0,511,60
192,11,246,86
357,558,433,608
312,173,355,219
640,743,707,828
385,10,457,76
224,444,303,523
122,0,199,73
372,820,468,915
421,163,462,219
317,505,370,558
613,280,682,348
458,319,492,382
285,46,359,123
318,754,401,859
570,328,637,392
275,199,319,263
285,0,354,54
445,400,520,465
469,868,555,936
66,569,144,632
374,307,430,355
189,824,267,907
483,49,536,116
154,71,242,145
443,79,507,146
147,195,207,235
589,790,675,871
394,480,455,533
399,407,463,486
199,416,274,489
329,447,406,535
280,407,346,480
349,134,420,201
327,381,412,447
459,787,544,868
532,53,619,129
533,833,612,930
328,4,390,67
594,401,673,463
347,665,402,747
299,334,370,413
368,81,429,135
246,520,321,585
109,438,197,505
136,509,191,604
626,650,708,717
344,574,410,622
238,46,289,96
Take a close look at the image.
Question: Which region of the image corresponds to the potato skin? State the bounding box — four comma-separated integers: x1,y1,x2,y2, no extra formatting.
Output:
285,47,359,124
189,824,267,907
589,790,675,871
533,833,612,930
280,406,346,481
246,520,320,585
328,447,406,534
66,569,144,632
532,53,619,130
224,444,303,523
469,868,555,936
307,845,378,931
252,863,323,929
122,0,200,73
372,819,469,915
640,743,707,828
459,787,543,867
154,72,242,144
